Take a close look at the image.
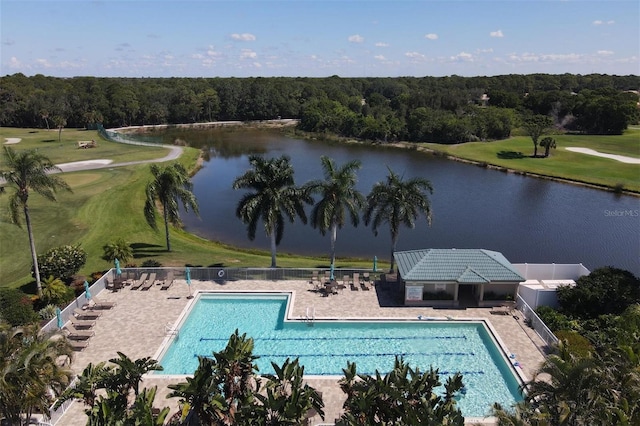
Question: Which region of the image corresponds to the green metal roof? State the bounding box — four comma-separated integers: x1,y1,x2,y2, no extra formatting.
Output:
394,249,524,283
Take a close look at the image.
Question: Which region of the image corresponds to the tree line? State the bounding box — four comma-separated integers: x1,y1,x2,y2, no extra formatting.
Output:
1,73,638,142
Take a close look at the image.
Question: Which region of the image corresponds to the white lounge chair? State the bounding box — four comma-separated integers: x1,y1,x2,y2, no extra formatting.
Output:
161,271,175,290
64,324,95,340
141,273,157,291
70,316,95,328
130,273,148,290
73,308,102,319
69,340,89,351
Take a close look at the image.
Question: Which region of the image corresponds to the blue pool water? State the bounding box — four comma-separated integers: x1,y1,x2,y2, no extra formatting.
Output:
157,293,522,417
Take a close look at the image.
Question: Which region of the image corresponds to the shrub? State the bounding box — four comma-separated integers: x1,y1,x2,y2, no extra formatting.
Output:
554,330,593,358
40,275,74,306
141,259,162,267
536,305,573,332
102,238,133,263
0,288,38,326
38,304,58,320
34,244,87,282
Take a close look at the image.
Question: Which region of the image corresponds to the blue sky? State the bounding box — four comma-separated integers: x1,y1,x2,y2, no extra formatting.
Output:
1,0,638,78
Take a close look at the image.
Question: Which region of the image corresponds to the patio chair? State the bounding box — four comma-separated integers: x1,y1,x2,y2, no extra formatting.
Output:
89,295,116,309
310,271,320,290
161,271,175,290
73,308,102,319
69,316,95,329
130,273,149,290
360,273,370,291
69,340,89,351
141,273,157,291
64,324,95,340
350,273,360,291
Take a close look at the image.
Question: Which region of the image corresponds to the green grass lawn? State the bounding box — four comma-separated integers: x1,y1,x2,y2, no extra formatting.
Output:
420,128,640,193
0,128,384,289
0,127,167,166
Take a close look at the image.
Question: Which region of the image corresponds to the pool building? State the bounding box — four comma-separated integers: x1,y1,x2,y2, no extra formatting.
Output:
394,249,525,307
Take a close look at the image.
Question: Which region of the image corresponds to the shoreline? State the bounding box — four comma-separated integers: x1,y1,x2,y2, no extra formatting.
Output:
111,121,639,197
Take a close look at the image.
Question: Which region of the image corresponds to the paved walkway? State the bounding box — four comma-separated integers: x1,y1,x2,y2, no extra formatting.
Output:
58,278,547,425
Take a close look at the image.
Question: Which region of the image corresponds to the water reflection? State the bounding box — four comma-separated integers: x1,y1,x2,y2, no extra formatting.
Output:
170,128,639,275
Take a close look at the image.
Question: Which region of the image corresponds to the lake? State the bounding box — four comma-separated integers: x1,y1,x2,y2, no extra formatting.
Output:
158,128,640,275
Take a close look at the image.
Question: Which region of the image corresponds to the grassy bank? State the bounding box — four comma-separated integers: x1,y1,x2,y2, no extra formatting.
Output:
0,128,384,289
417,129,640,193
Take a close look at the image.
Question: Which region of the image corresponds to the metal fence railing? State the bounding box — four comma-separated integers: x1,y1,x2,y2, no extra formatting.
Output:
97,123,163,145
516,295,559,350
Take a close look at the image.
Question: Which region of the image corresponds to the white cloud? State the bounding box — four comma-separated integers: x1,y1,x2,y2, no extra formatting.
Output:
253,62,262,68
375,42,389,47
507,52,584,63
206,46,221,58
405,51,425,59
593,20,615,25
164,54,174,60
597,50,614,55
348,34,364,43
8,56,22,68
476,48,494,54
490,30,504,38
240,49,257,59
35,58,53,68
451,52,473,62
191,53,204,59
231,33,256,41
425,33,438,40
374,55,386,61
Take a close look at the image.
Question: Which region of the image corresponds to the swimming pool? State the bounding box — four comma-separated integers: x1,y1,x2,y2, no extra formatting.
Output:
156,292,522,417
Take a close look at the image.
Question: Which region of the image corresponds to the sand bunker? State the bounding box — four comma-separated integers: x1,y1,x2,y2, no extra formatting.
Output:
56,159,114,172
4,138,22,144
566,147,640,164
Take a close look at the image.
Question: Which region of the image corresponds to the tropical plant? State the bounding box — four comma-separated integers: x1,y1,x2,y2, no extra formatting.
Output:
363,167,433,273
522,114,553,157
255,357,325,425
144,163,199,252
539,136,557,157
232,155,313,267
337,357,465,425
494,342,640,425
52,115,66,143
35,244,87,282
523,344,607,425
0,147,71,296
102,238,133,264
40,275,73,306
168,329,260,425
0,323,73,426
37,303,58,321
54,354,168,425
306,156,364,272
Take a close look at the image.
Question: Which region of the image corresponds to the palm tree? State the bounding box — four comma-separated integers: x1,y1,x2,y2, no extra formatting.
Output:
232,155,312,268
306,156,364,272
540,136,557,158
0,147,71,296
0,324,73,425
144,163,199,252
363,167,433,273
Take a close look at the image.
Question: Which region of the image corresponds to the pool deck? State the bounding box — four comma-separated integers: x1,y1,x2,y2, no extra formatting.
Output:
59,278,547,425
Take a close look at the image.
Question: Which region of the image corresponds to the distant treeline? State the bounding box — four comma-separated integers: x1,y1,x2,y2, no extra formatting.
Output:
1,73,638,143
